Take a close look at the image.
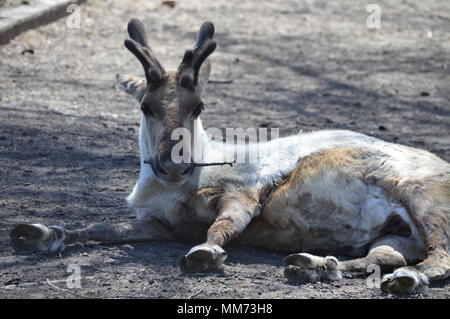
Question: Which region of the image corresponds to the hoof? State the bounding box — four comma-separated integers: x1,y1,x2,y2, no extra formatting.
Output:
284,253,342,283
381,267,428,295
10,223,66,254
179,244,227,274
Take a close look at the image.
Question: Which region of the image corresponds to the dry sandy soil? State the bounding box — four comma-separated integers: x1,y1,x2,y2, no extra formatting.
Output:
0,0,449,299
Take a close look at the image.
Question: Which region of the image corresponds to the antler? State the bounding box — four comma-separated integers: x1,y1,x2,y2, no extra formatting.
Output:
178,22,217,89
124,19,165,85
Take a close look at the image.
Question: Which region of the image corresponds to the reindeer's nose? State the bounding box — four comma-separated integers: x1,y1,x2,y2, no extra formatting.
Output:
161,161,194,178
153,155,195,181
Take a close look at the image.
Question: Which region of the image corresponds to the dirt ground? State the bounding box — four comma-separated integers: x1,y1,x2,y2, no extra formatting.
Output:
0,0,449,299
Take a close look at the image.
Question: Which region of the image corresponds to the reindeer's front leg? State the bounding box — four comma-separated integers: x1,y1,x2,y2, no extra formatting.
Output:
179,191,259,273
10,218,168,254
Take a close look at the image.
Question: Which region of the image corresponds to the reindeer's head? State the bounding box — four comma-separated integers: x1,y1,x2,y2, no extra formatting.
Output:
116,19,216,186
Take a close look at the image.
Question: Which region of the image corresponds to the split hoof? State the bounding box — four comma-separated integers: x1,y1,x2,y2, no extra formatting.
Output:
10,223,66,254
179,244,227,274
381,267,429,295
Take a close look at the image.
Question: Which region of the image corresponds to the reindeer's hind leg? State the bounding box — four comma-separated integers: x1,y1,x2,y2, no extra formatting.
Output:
373,173,450,283
404,189,450,281
284,235,428,294
10,219,162,254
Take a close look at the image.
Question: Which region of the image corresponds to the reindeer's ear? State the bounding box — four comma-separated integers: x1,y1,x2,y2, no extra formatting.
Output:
197,59,211,96
115,74,147,102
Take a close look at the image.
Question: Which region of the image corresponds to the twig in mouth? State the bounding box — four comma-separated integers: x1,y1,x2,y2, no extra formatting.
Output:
192,161,235,167
143,160,235,167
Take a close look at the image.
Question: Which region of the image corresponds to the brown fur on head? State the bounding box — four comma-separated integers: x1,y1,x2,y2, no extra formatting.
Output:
116,19,215,185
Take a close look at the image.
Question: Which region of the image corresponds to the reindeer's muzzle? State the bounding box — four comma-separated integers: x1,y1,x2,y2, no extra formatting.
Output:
148,154,195,185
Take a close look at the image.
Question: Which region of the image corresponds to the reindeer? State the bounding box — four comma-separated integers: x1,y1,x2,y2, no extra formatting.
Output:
10,19,450,295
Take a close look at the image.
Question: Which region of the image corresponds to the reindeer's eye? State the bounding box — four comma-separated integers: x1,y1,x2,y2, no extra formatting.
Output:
141,103,153,117
192,102,204,119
